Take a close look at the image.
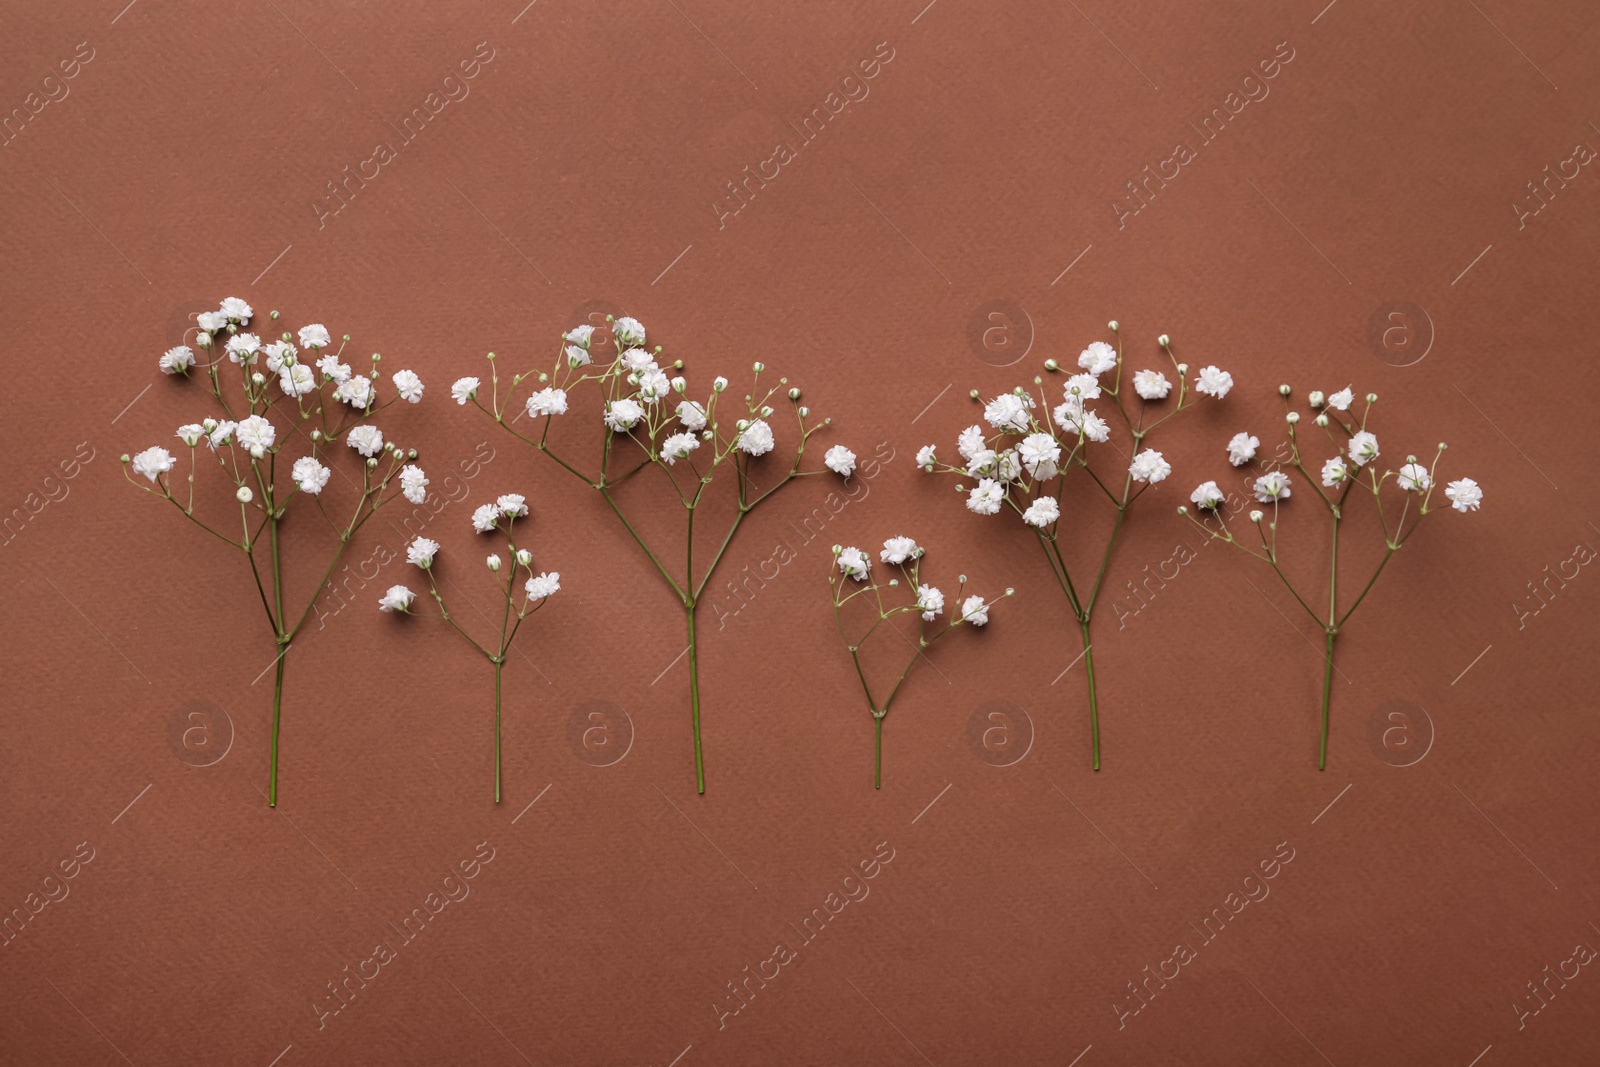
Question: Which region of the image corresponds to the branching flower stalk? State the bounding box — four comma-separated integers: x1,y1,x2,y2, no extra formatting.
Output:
377,496,561,803
1179,384,1483,768
919,324,1233,769
126,298,428,805
829,538,1011,788
459,316,848,793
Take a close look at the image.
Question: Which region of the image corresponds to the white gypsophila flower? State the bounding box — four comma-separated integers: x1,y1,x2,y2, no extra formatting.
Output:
318,354,352,382
346,424,384,457
335,376,373,409
471,503,499,533
299,324,331,349
206,420,236,450
1253,471,1292,502
225,333,261,364
452,376,480,405
916,445,937,471
392,370,424,404
636,367,672,403
966,477,1006,515
526,387,568,417
605,398,645,432
1348,431,1379,466
677,400,707,431
738,419,775,456
1190,480,1224,510
916,584,945,621
961,595,991,626
132,446,175,482
1194,365,1233,398
837,546,870,581
565,324,595,349
1397,463,1430,492
196,311,228,333
526,572,561,600
565,344,591,368
400,464,428,504
995,450,1023,483
620,347,655,373
1064,373,1103,402
220,297,252,322
1133,369,1172,400
1129,449,1172,484
379,585,415,612
176,423,205,447
613,316,646,348
661,432,700,464
957,425,988,462
1023,495,1060,527
825,445,857,477
407,537,439,568
670,376,686,394
1321,456,1348,487
1081,411,1110,443
1445,477,1483,513
1227,432,1259,467
263,341,295,373
280,363,317,397
1078,340,1118,375
1054,401,1108,442
1018,433,1060,479
160,346,195,374
292,456,331,495
984,393,1034,433
236,486,254,504
1326,386,1353,412
713,375,729,393
497,493,528,518
516,549,532,567
487,553,503,572
237,415,276,452
965,448,997,478
880,536,922,564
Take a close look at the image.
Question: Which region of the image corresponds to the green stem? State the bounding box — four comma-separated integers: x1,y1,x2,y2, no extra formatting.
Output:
687,606,704,794
874,713,883,790
494,658,504,804
1320,631,1334,771
1080,619,1100,771
268,645,286,807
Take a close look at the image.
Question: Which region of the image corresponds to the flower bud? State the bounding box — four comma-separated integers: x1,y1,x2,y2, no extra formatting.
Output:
713,376,728,392
1176,362,1188,374
270,310,280,321
788,387,801,400
251,372,266,385
407,448,418,460
1366,392,1378,403
516,549,532,566
196,333,212,347
310,429,323,442
1278,384,1291,397
1044,358,1059,371
1177,505,1188,515
1158,333,1170,347
1286,412,1300,424
1315,414,1329,427
203,418,218,432
752,361,765,373
1249,509,1265,523
672,376,686,393
236,487,254,503
969,389,981,400
1107,320,1119,332
250,446,266,459
366,457,378,468
797,406,810,418
760,405,773,418
1308,390,1325,407
487,554,502,572
120,453,130,463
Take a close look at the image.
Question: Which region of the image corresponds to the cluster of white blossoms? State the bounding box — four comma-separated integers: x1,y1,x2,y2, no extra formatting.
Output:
382,494,561,615
833,537,1003,628
919,332,1232,528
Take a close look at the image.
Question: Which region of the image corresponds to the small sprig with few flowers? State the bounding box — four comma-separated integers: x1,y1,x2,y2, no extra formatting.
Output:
127,298,427,805
460,315,849,793
1179,384,1483,768
378,494,560,803
919,324,1232,770
830,537,1011,789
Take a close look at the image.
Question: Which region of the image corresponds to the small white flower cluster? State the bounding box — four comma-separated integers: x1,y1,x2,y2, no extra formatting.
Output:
382,496,562,614
919,334,1231,529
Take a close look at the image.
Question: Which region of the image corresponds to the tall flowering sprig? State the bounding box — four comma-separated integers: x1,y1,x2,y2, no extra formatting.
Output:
919,324,1231,769
126,298,427,806
378,496,560,803
463,316,847,793
829,537,1012,789
1179,384,1483,768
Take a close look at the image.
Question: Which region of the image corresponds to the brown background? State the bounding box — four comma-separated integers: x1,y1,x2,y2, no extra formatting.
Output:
2,0,1597,1064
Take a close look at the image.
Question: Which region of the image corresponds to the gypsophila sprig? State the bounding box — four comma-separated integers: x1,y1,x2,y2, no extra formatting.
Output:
919,324,1232,769
124,299,426,806
379,499,561,803
466,315,848,793
1179,385,1482,768
829,539,1011,788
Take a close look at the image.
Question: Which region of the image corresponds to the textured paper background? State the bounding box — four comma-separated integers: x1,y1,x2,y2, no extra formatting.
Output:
2,1,1597,1064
